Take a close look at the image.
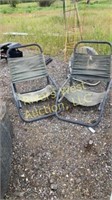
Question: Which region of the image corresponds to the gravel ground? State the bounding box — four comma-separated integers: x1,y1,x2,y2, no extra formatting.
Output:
0,56,112,200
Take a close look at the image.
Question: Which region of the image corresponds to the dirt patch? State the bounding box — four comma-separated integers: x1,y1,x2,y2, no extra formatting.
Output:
0,57,112,200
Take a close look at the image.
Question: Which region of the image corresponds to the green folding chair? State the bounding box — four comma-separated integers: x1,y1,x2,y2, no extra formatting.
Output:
7,43,57,122
56,41,112,127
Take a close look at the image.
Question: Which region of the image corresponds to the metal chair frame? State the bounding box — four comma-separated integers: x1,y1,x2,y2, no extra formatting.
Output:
7,43,57,122
56,40,112,127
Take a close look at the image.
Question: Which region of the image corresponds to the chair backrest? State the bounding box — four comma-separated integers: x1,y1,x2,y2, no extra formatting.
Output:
71,53,111,81
8,53,48,83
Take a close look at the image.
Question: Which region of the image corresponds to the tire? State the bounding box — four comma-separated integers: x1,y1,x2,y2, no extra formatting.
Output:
0,101,12,199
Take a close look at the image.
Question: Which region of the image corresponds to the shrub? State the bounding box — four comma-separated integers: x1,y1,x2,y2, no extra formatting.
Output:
9,0,18,7
38,0,56,7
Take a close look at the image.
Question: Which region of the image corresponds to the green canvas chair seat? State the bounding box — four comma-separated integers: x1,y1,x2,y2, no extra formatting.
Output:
17,85,55,103
64,89,105,106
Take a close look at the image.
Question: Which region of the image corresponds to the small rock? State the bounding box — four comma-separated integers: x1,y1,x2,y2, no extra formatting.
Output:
50,178,55,184
21,174,25,178
70,178,74,182
84,139,94,149
52,171,56,175
76,178,81,184
89,139,93,145
50,184,58,190
26,178,28,182
14,191,25,197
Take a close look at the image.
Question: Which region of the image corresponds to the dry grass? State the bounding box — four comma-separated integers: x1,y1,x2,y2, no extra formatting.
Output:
0,1,112,56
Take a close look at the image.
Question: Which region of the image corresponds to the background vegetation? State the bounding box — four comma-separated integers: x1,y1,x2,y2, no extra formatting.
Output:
0,0,112,56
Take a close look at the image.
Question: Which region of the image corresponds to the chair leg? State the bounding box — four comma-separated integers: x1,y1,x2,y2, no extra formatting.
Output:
56,101,102,127
18,107,55,123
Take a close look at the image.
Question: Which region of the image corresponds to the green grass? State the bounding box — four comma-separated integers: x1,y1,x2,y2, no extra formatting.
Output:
78,0,112,9
0,1,63,14
0,0,112,56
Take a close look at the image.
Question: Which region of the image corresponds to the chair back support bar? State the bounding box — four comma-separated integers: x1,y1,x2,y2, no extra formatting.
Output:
71,53,111,81
74,40,112,54
8,54,47,83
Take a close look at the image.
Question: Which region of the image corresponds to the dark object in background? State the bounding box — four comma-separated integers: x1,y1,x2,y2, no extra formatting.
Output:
0,42,52,65
0,42,23,59
0,42,11,59
9,48,23,58
45,57,53,65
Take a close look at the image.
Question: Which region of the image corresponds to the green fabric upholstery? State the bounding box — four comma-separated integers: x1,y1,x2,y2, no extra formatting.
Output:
8,54,47,83
64,88,105,106
17,85,55,103
71,53,111,81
